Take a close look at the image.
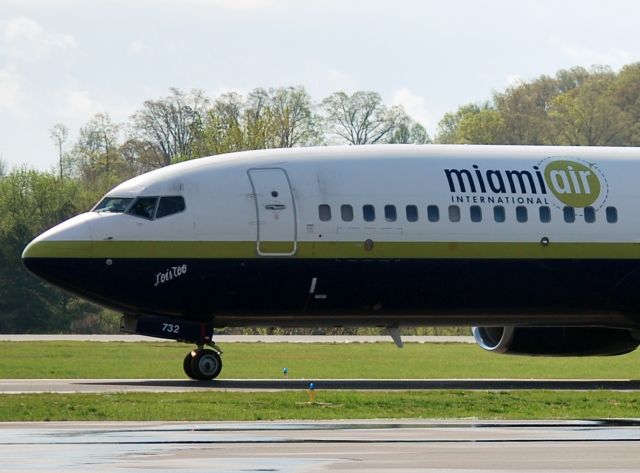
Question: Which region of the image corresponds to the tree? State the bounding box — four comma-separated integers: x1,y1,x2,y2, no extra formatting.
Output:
435,102,508,145
69,113,124,182
321,91,405,144
436,65,639,147
243,89,276,150
549,72,632,146
435,103,484,143
555,66,591,93
194,92,248,156
132,88,209,165
0,169,101,332
266,86,319,147
456,109,507,144
493,76,559,145
410,123,430,144
49,123,69,179
388,120,431,144
613,62,640,145
119,138,166,173
194,86,320,158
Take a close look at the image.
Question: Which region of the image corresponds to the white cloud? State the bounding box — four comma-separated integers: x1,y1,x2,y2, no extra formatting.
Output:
326,69,356,93
4,0,280,11
505,74,523,88
58,90,99,120
207,0,275,9
0,68,25,115
1,0,77,7
1,16,77,64
176,0,276,9
128,40,148,55
304,63,357,98
54,89,139,127
548,36,633,69
391,88,430,127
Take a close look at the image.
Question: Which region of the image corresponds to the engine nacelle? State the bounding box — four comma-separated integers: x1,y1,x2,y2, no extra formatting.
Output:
472,326,640,356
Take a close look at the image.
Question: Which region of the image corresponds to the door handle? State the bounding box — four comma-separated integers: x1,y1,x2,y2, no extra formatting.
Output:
265,204,286,210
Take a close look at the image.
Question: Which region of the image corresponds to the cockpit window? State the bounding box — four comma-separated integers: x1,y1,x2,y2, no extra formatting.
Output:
127,197,158,220
95,195,185,220
156,196,186,218
93,197,134,213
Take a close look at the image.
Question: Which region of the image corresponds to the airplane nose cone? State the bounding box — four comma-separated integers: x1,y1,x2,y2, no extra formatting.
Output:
22,214,94,283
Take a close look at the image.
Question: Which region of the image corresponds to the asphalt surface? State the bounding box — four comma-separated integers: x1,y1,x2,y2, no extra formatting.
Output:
3,378,640,393
2,420,640,472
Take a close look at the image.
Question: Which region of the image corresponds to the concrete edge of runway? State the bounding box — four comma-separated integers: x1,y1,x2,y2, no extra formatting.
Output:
0,334,475,343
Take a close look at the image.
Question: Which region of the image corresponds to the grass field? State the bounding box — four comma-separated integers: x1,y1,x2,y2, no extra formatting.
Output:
3,390,640,421
1,341,640,379
1,341,640,421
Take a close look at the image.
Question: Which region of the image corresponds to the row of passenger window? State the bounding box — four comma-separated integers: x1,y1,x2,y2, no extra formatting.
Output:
317,204,619,224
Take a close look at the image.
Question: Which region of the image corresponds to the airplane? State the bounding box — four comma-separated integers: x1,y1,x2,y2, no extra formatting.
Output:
22,144,640,380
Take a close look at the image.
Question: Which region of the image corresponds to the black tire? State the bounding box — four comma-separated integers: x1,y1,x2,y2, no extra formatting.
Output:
190,349,222,380
183,352,197,380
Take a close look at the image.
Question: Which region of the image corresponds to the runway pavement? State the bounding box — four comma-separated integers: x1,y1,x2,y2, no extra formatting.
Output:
3,378,640,393
2,420,640,472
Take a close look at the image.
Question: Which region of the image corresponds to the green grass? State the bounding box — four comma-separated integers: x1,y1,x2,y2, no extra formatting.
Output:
1,341,640,379
2,341,640,422
2,390,639,421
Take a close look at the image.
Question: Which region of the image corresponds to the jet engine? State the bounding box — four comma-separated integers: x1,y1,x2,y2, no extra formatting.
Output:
472,326,639,356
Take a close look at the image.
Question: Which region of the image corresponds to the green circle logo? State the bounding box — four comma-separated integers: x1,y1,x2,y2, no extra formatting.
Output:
543,160,601,207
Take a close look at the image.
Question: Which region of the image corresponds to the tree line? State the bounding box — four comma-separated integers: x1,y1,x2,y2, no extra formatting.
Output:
51,87,429,186
436,64,640,146
2,64,639,333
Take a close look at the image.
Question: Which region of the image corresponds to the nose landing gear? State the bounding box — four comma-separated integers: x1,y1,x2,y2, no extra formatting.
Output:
120,314,223,381
183,345,223,380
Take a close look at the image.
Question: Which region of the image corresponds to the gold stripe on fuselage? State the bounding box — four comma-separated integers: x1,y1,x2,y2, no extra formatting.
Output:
22,240,640,260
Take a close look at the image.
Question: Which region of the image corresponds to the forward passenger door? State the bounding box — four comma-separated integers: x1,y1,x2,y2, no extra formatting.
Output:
248,168,297,256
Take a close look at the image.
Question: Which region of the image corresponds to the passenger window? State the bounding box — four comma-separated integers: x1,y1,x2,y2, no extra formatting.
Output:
427,205,439,222
406,205,418,222
606,206,618,223
363,205,375,222
127,197,158,220
516,206,527,223
156,196,186,218
341,204,354,222
470,205,482,222
539,206,551,223
384,205,397,222
493,206,505,223
448,205,461,223
584,206,596,223
318,204,331,221
563,206,575,223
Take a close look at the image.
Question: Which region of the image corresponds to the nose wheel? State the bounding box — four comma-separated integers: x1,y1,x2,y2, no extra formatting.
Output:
183,347,222,380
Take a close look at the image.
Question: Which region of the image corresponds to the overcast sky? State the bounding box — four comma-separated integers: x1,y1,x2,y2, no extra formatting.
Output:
2,0,640,170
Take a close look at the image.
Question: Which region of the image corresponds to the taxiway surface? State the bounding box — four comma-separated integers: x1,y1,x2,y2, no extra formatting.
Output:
2,420,639,472
2,378,640,393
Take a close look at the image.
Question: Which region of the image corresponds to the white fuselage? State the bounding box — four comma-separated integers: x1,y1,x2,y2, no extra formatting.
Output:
22,145,640,329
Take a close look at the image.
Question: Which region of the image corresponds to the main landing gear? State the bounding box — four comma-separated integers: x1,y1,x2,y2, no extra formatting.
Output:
183,345,223,380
